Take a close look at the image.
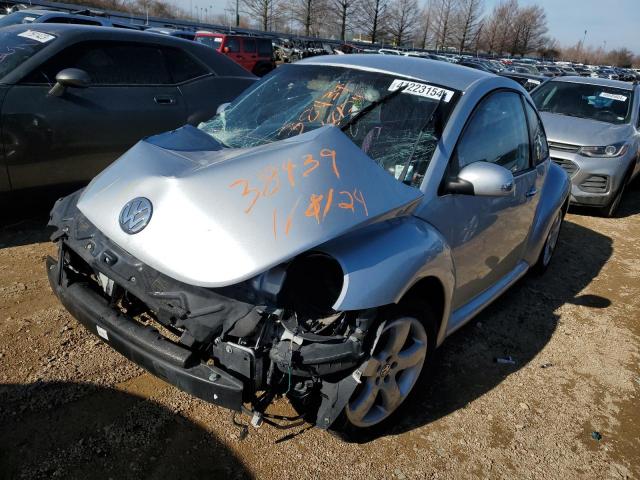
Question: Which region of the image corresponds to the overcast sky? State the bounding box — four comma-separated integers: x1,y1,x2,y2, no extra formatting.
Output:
175,0,640,54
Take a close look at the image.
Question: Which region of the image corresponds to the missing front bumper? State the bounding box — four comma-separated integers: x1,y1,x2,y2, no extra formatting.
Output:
46,256,244,411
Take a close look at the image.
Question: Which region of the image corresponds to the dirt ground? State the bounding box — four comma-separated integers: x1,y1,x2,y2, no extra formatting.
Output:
0,184,639,480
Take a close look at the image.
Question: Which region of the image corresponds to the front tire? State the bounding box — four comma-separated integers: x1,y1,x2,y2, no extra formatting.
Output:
330,305,436,438
599,180,626,218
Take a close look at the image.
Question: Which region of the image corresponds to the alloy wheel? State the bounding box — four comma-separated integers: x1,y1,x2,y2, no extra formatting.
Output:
345,317,428,428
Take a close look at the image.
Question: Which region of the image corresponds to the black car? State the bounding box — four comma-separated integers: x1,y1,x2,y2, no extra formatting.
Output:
0,24,256,194
458,60,497,73
498,72,547,92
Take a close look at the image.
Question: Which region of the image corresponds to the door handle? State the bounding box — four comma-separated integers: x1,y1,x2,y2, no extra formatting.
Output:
154,95,176,105
525,187,538,197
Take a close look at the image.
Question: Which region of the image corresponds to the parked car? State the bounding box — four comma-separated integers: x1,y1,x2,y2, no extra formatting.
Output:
458,60,491,72
48,55,569,436
0,8,140,29
499,71,547,92
195,31,275,76
146,27,196,41
0,24,256,194
532,76,640,216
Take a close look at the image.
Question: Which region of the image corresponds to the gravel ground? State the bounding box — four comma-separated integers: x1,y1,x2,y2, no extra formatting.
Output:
0,184,638,480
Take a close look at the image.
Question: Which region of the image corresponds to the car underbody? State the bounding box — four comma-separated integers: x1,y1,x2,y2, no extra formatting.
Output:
47,191,378,429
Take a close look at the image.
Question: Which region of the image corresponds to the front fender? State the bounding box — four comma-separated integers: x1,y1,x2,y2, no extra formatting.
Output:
318,216,454,316
524,160,570,265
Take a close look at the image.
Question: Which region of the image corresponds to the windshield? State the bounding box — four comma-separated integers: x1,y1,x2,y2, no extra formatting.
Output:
199,64,459,187
531,80,632,125
0,29,55,81
0,12,43,28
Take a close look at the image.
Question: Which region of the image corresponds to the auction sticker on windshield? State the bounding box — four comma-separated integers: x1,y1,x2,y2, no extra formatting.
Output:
17,30,55,43
599,92,627,102
388,79,455,102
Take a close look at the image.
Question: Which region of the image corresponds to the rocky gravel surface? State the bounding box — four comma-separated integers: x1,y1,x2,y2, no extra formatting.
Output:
0,184,639,479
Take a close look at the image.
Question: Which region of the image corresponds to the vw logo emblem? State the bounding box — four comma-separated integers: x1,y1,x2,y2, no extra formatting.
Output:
119,197,153,235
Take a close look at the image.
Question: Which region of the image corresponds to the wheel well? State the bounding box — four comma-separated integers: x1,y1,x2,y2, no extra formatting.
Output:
398,276,445,338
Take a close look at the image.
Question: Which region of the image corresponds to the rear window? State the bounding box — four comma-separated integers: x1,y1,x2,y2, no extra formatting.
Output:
0,29,56,81
42,16,102,26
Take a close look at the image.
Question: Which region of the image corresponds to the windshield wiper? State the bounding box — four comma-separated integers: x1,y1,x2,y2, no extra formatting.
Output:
340,84,407,132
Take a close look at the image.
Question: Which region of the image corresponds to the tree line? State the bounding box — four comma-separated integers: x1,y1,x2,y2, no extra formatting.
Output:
54,0,639,65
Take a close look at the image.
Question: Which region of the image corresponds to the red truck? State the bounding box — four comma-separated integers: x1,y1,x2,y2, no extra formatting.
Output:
195,32,275,76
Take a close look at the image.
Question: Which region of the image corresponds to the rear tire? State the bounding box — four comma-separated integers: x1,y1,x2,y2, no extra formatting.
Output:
329,304,437,440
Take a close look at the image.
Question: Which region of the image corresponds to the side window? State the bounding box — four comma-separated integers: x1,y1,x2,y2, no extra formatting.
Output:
242,38,256,53
225,37,240,53
455,91,531,174
524,101,549,165
22,41,172,85
163,48,210,83
257,39,272,56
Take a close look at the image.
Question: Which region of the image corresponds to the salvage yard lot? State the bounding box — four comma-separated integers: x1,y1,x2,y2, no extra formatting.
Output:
1,186,639,479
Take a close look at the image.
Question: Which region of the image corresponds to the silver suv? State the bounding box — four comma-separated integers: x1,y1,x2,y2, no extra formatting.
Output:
532,76,640,216
47,56,569,436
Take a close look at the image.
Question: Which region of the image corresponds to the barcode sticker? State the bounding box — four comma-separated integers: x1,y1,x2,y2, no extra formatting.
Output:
18,30,55,43
388,79,455,102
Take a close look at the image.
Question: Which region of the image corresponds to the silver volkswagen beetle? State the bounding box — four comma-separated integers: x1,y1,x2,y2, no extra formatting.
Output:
47,55,569,436
531,76,640,217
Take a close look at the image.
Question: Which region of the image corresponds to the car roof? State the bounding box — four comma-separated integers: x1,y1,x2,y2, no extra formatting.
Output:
549,75,635,91
297,54,491,92
3,22,182,43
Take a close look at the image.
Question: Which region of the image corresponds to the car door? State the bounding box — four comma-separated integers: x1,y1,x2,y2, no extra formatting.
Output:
241,37,257,73
430,90,540,309
223,36,249,71
2,40,187,190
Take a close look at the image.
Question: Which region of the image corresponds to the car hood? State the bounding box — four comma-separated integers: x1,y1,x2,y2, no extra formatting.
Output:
540,112,633,146
77,125,423,287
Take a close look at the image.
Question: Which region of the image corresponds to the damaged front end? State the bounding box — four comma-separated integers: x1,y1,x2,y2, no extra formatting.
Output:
47,190,389,428
45,63,448,428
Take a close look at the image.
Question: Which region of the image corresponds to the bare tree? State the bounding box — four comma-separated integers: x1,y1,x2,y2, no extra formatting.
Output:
417,0,434,49
513,5,547,55
455,0,483,53
360,0,390,44
387,0,420,46
331,0,360,41
241,0,282,31
293,0,326,36
432,0,458,51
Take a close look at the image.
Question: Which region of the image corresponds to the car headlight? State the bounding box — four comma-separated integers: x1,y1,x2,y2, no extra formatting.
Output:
578,142,629,158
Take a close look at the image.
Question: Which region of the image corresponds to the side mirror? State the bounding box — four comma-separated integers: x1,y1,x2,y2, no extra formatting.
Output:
223,46,230,53
446,162,515,197
48,68,91,97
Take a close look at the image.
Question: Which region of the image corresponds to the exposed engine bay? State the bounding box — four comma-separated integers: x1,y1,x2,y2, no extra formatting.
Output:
47,191,380,429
